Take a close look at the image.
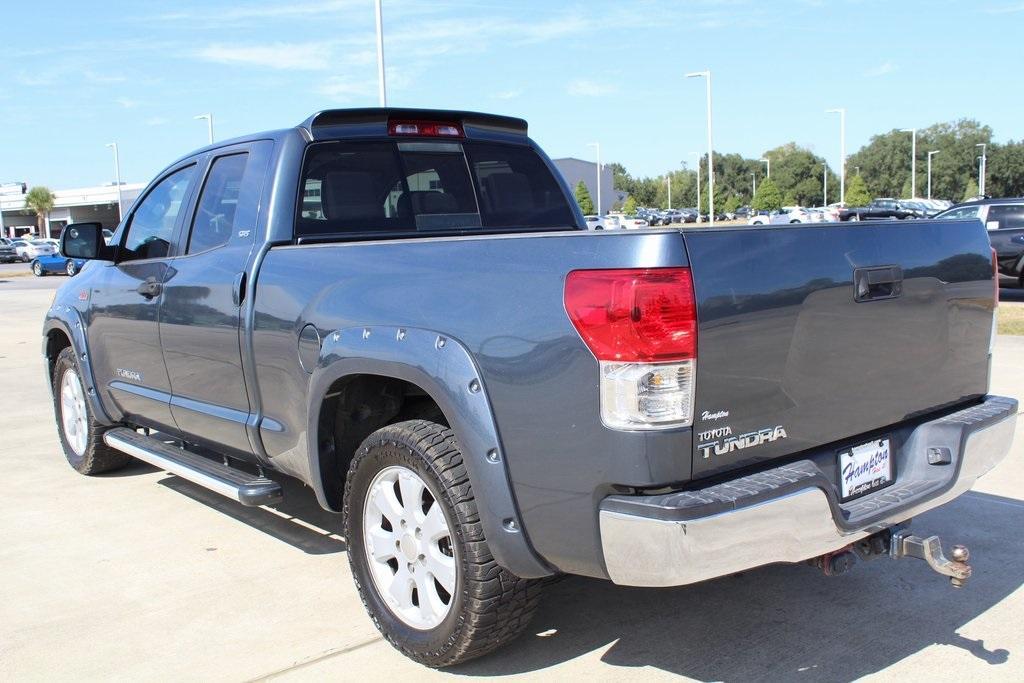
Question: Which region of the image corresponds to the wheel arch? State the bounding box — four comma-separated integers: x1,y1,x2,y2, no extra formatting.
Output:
306,325,554,579
43,308,113,425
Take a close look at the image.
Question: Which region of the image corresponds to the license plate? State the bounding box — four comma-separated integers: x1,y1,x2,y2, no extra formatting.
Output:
838,437,893,501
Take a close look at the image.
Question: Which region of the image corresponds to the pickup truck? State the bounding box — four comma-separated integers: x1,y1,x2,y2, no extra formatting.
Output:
839,197,922,221
935,197,1024,287
45,108,1016,668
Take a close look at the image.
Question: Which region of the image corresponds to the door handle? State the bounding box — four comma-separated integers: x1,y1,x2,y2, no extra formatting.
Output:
854,266,903,302
137,279,163,299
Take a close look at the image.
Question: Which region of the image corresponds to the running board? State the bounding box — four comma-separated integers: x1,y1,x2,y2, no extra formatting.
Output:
103,427,283,506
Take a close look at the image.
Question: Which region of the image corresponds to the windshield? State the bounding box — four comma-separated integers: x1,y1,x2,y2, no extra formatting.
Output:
297,140,576,238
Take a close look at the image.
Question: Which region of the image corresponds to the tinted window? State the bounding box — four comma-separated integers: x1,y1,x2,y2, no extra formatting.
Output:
123,165,195,261
297,140,574,237
986,204,1024,230
936,206,980,220
188,153,248,254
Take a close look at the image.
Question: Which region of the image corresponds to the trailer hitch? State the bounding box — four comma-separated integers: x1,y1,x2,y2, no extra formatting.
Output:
889,529,972,588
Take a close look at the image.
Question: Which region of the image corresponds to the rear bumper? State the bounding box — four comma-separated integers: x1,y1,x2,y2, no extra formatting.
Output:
599,396,1018,587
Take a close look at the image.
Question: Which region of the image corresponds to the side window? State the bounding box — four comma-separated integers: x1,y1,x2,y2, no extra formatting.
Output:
188,153,248,254
987,205,1024,230
122,165,195,261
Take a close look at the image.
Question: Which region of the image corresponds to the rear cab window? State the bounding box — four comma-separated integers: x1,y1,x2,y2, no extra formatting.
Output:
296,139,576,239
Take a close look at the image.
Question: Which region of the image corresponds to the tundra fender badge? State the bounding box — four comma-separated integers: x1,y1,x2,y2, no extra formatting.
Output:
116,368,143,382
698,425,788,459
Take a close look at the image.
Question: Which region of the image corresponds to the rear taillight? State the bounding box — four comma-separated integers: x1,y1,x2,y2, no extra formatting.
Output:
565,268,697,430
388,120,464,137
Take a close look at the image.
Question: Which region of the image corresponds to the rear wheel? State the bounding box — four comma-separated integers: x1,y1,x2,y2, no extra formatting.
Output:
32,261,44,276
344,420,542,667
66,260,78,276
52,347,130,474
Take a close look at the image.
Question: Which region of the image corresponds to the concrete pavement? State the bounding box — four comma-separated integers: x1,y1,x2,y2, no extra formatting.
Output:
1,278,1022,682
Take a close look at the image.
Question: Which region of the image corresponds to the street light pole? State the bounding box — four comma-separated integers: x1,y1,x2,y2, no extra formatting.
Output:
686,70,714,226
587,142,601,215
375,0,387,107
975,143,986,196
826,108,846,204
751,172,756,197
666,175,672,210
760,157,770,179
927,150,940,200
105,142,123,221
194,114,214,144
900,128,916,198
822,164,827,206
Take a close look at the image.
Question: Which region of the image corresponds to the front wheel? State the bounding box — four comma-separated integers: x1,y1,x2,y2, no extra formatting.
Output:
52,346,130,474
65,260,78,276
344,420,542,667
32,260,44,276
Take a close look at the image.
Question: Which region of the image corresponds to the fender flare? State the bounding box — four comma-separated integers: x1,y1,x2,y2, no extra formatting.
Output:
306,325,554,579
42,305,114,425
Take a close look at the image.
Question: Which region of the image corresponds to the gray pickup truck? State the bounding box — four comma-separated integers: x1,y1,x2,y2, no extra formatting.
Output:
45,108,1016,667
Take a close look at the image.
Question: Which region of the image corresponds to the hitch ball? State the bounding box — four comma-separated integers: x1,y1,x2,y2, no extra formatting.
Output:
890,531,972,588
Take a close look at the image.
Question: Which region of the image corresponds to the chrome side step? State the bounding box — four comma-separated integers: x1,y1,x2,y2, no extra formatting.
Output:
103,427,283,507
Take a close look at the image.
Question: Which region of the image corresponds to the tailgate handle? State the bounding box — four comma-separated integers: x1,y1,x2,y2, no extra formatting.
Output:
854,266,903,302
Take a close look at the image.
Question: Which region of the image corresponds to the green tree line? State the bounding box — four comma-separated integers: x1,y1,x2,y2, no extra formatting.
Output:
606,118,1024,212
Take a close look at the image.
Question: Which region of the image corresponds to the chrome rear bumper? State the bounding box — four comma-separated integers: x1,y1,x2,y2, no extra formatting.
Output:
599,396,1018,587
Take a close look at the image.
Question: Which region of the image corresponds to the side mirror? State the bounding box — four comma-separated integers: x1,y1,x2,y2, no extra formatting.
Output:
61,222,114,260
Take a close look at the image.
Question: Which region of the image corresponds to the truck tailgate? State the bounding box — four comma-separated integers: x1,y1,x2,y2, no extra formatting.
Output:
682,219,995,479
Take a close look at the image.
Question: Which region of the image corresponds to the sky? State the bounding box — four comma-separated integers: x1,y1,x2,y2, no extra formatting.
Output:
2,0,1023,190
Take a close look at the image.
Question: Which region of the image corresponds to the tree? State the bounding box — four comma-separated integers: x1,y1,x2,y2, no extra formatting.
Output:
845,174,871,206
900,178,912,199
751,178,782,211
573,180,594,214
722,195,741,214
623,196,637,214
962,177,979,201
25,186,55,238
760,143,836,206
988,141,1024,197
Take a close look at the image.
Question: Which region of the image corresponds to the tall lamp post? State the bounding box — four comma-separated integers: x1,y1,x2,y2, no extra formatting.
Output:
760,157,770,179
686,70,714,226
690,152,701,221
751,172,756,198
105,143,123,221
375,0,387,106
976,143,987,196
927,150,940,200
666,175,672,210
194,113,214,145
822,163,827,206
826,108,846,204
587,142,602,215
900,128,917,198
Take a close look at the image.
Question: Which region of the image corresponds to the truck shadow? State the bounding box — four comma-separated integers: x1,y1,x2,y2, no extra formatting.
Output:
157,470,347,555
454,490,1022,680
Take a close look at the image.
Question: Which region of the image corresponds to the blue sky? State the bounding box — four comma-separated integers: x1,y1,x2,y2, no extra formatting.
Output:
3,0,1023,189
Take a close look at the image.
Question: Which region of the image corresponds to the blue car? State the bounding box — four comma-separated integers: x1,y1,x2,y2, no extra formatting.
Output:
31,253,86,277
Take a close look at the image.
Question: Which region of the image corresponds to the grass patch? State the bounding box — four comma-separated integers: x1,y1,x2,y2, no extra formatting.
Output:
999,303,1024,336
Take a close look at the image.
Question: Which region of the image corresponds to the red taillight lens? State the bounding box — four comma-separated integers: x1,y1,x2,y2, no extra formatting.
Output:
387,119,464,137
992,247,999,305
564,268,697,362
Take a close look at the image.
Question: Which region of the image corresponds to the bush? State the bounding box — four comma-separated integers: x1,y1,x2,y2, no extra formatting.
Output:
845,174,872,206
574,180,594,215
751,178,782,211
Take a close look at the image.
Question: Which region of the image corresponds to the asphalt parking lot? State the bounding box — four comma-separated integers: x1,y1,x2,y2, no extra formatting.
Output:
2,276,1023,681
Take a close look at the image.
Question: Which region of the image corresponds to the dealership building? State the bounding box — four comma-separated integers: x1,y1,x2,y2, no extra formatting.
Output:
551,158,625,215
0,182,144,239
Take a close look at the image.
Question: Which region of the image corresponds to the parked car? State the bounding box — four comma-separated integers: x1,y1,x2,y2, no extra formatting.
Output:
934,197,1024,286
584,215,619,230
46,107,1014,668
748,207,811,225
0,239,18,263
618,213,650,229
13,239,57,262
31,253,86,276
662,209,684,224
839,198,918,221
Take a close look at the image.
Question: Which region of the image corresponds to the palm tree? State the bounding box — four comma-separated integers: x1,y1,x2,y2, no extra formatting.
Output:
25,186,55,238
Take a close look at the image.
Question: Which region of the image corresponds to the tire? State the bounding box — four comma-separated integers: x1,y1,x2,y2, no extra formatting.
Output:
21,254,30,262
850,214,861,222
32,261,44,276
65,260,77,276
52,346,130,475
344,420,542,667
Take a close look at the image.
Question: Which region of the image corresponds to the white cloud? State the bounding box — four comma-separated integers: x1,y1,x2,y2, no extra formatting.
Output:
864,61,896,77
986,2,1024,13
145,117,168,126
493,88,524,100
116,97,139,109
195,42,333,70
315,76,376,102
567,79,617,97
158,1,364,23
